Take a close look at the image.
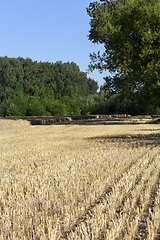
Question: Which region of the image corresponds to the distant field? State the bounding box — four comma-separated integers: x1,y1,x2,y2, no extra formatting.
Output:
0,118,160,239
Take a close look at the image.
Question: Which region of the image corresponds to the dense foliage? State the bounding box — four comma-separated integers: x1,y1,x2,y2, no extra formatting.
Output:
0,55,159,117
87,0,160,108
0,56,98,116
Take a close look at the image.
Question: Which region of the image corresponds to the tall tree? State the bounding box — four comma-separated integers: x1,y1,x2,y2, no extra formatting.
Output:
87,0,160,106
0,56,98,102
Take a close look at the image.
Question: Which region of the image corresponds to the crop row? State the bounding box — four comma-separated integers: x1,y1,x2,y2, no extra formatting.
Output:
0,127,160,239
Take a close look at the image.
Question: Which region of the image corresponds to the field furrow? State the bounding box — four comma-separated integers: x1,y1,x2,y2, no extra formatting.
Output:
64,149,160,240
0,119,160,239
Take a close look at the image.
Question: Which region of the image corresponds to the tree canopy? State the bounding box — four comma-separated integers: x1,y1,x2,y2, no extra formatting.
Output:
0,56,98,102
0,56,99,116
87,0,160,107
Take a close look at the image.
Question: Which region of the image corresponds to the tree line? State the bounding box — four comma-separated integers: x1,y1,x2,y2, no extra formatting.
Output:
0,56,99,116
0,55,159,117
1,0,160,118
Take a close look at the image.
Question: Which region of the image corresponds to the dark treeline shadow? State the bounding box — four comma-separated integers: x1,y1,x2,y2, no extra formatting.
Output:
87,132,160,148
0,116,159,127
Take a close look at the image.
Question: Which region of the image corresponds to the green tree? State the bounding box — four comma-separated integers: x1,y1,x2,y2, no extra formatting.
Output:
87,0,160,107
0,56,99,116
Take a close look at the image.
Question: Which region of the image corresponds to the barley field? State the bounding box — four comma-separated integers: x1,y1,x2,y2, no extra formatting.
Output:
0,118,160,239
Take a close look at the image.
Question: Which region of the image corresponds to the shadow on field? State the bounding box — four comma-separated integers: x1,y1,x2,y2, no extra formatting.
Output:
0,116,144,126
57,119,141,125
88,132,160,148
0,116,159,126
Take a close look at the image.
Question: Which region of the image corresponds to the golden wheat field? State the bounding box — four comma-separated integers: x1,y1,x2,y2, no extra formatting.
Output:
0,117,160,240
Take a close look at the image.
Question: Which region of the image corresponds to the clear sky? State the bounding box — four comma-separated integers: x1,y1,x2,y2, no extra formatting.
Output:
0,0,109,89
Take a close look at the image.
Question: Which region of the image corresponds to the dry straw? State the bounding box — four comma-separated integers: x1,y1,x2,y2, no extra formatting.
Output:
0,119,160,239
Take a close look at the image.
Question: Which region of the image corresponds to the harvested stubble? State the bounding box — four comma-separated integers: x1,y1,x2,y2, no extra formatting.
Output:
0,119,160,240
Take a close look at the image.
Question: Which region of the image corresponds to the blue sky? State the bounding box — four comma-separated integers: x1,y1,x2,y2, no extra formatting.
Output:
0,0,109,88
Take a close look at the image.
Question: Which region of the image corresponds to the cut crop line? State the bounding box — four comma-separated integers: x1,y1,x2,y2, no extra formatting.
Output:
123,158,160,239
78,151,158,240
148,180,160,240
59,150,148,239
140,169,160,239
115,158,160,239
60,149,159,239
43,147,149,239
77,152,159,240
